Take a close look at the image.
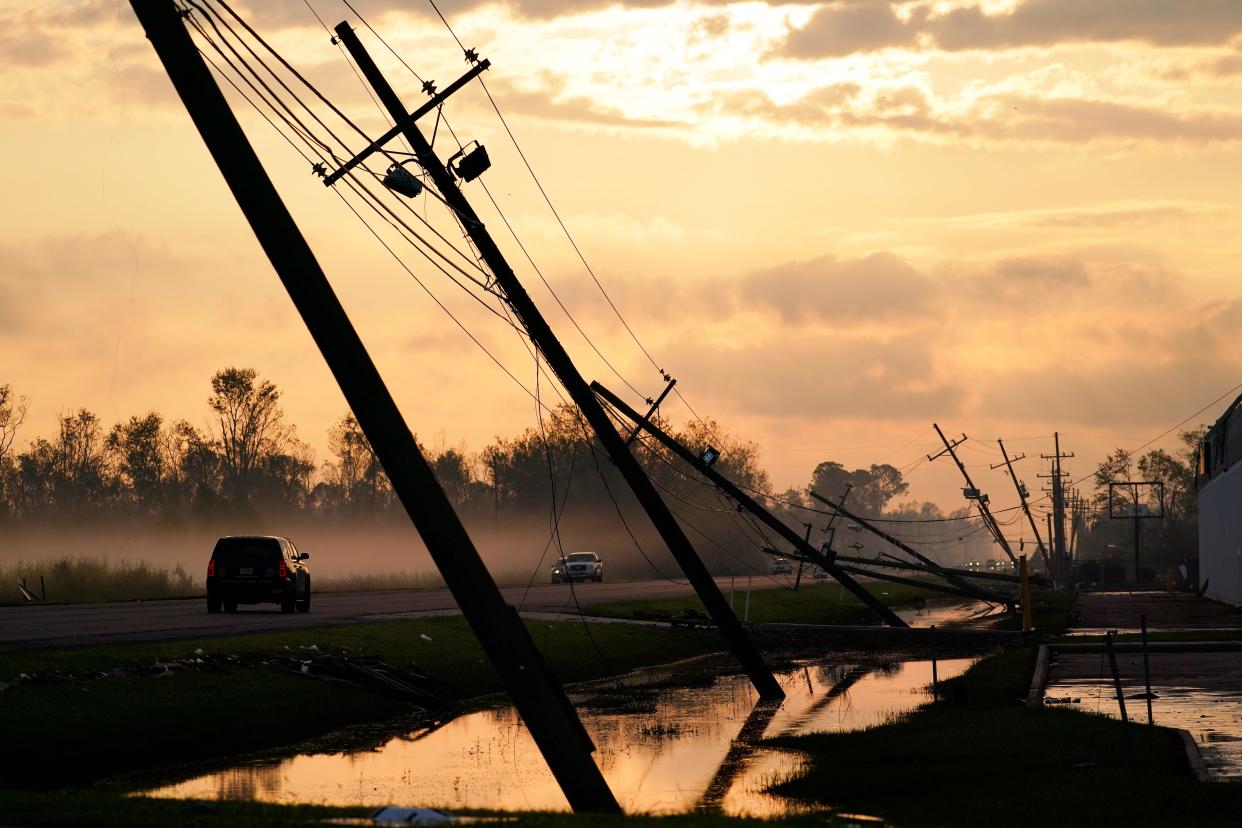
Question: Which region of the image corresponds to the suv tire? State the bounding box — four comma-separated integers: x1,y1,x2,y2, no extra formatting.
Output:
296,582,311,613
281,591,296,613
207,594,221,613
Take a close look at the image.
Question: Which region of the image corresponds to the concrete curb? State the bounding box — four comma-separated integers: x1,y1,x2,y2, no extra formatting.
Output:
1051,641,1242,654
1178,728,1213,782
1026,643,1050,706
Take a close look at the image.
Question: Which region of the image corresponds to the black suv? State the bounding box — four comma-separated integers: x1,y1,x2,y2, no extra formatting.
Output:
206,535,310,614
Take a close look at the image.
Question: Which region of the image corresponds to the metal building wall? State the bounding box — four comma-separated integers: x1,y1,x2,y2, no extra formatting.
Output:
1199,462,1242,606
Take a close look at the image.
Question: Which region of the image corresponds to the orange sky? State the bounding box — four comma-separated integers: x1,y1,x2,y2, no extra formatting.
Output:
3,0,1242,524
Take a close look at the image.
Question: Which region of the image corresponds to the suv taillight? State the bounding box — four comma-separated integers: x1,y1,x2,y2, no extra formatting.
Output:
207,560,215,577
278,561,288,578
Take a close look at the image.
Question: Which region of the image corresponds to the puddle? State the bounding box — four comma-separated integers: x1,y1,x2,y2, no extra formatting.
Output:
894,599,1004,628
1046,653,1242,781
141,656,975,815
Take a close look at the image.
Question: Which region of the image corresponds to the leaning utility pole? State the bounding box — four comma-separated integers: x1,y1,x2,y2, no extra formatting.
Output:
128,0,617,811
592,382,907,627
333,22,782,699
995,439,1053,581
930,424,1016,564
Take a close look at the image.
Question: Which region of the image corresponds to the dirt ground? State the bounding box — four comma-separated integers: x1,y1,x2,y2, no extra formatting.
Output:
1071,590,1242,632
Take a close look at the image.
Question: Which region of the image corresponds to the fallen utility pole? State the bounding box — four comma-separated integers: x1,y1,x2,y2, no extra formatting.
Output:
593,381,907,627
129,0,617,811
763,546,1010,604
995,439,1054,580
930,424,1016,563
334,22,782,699
831,553,1044,586
806,490,1003,600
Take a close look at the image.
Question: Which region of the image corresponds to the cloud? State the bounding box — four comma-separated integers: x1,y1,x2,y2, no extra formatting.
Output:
783,0,916,58
978,301,1242,427
784,0,1242,59
669,331,966,420
481,75,685,130
740,251,935,323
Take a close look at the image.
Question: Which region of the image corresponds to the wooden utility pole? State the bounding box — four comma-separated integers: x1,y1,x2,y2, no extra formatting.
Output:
930,424,1016,563
592,381,908,626
128,0,618,811
333,22,782,699
1040,433,1074,578
793,523,811,591
996,439,1053,581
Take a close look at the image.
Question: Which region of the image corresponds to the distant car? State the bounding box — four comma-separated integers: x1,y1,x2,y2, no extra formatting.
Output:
811,567,828,581
551,552,603,583
770,558,794,575
207,535,310,614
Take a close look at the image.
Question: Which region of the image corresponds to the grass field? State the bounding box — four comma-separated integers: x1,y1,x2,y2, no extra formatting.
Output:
589,580,947,625
0,555,548,605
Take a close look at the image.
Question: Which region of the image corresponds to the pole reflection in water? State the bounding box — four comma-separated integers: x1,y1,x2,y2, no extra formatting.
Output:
143,656,974,816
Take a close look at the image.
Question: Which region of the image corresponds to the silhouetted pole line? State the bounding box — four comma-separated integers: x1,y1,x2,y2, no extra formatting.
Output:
996,439,1054,582
593,381,907,628
332,21,783,701
806,490,1006,602
127,0,618,812
762,546,1013,604
1040,432,1074,578
829,553,1045,586
930,423,1017,563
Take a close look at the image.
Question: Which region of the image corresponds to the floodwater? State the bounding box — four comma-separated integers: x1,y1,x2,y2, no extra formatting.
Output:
1046,652,1242,781
894,599,1003,627
142,656,975,815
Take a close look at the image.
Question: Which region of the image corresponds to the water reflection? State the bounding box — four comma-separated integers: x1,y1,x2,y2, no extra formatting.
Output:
143,657,974,815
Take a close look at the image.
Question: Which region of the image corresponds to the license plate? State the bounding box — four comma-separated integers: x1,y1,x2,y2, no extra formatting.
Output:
240,567,253,575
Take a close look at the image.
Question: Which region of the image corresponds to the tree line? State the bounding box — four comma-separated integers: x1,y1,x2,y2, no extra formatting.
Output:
0,368,788,529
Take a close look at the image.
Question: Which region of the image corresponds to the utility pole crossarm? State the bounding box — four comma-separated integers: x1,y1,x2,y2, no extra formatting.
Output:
593,381,908,628
332,21,783,700
625,378,676,448
321,59,491,187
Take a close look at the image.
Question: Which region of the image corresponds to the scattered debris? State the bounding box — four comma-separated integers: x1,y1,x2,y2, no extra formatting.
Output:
371,806,459,824
0,651,446,707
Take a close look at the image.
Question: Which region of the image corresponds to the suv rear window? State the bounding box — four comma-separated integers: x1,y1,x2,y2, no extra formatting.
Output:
212,538,282,567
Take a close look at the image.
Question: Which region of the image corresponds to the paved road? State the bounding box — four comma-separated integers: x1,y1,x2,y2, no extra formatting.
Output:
0,578,733,651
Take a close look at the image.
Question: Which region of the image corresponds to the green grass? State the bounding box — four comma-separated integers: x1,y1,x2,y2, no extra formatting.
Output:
590,581,947,625
0,616,720,788
995,587,1078,634
766,644,1242,826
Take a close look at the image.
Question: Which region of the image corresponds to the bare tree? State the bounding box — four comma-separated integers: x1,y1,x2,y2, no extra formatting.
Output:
0,384,28,514
0,384,28,461
325,413,389,513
